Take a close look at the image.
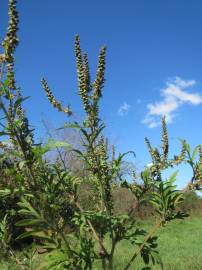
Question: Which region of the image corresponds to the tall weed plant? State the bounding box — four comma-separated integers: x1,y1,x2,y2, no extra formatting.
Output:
0,1,202,269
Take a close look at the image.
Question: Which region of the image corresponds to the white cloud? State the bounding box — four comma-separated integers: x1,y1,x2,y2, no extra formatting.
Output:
118,102,131,116
142,77,202,128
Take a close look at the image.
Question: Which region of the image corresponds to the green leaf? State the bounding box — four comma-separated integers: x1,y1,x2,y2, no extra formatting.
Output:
168,171,178,184
16,230,52,240
56,121,81,130
38,249,69,270
0,131,10,136
15,218,45,227
0,189,11,197
192,145,199,161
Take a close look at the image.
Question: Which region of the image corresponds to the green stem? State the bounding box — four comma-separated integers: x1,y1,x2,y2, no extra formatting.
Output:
124,219,163,270
75,201,109,257
108,238,117,270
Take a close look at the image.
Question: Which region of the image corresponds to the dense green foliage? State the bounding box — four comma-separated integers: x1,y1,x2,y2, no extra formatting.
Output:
0,1,202,269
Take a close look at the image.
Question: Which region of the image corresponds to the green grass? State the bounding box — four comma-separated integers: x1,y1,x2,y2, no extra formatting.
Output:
1,217,202,270
107,217,202,270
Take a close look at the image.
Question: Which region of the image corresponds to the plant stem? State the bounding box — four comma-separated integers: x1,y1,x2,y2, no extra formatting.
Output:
75,201,109,257
0,65,37,188
124,219,163,270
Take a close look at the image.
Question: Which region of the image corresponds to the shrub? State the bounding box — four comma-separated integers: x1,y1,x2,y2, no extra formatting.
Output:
0,1,202,270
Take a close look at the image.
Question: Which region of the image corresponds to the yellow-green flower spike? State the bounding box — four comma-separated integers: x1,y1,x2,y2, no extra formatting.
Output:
93,47,106,101
161,116,168,162
2,0,19,90
41,78,72,116
75,35,90,112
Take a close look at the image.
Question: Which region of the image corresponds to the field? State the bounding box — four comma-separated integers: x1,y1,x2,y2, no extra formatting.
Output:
109,217,202,270
1,217,202,270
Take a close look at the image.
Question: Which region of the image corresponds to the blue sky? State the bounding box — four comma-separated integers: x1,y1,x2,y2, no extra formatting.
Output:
1,0,202,188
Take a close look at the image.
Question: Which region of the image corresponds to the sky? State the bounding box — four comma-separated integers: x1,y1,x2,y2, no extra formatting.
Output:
1,0,202,188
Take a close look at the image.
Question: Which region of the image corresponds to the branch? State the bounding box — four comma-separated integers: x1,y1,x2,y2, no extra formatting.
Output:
75,201,109,257
124,219,163,270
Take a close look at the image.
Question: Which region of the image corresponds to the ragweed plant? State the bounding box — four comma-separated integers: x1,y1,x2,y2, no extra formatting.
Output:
0,1,201,270
183,143,202,190
41,36,147,269
122,118,188,270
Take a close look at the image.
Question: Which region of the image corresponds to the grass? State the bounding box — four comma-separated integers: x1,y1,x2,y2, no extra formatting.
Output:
109,217,202,270
1,217,202,270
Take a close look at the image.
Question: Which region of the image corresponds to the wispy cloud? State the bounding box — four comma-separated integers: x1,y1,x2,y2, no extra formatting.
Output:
143,77,202,128
118,102,131,116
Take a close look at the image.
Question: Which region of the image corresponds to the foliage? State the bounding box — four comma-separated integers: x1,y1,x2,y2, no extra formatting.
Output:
0,1,201,270
0,214,10,250
1,217,202,269
182,142,202,190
